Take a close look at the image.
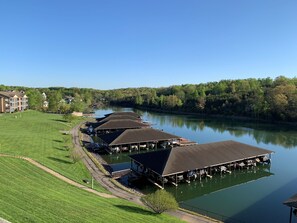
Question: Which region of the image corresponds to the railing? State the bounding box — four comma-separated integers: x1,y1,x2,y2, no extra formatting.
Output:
179,202,245,223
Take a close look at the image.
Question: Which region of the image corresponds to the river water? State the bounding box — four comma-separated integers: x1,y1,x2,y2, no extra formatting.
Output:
94,107,297,223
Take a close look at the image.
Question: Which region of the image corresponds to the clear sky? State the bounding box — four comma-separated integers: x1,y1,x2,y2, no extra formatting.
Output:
0,0,296,90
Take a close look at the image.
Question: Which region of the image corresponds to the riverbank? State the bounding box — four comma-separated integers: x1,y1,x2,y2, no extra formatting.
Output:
107,105,297,127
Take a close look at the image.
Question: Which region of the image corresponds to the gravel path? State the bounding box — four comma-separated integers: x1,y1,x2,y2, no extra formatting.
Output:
70,124,143,205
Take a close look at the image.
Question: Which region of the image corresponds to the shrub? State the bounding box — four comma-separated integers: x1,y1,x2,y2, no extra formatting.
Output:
142,190,178,214
63,114,75,122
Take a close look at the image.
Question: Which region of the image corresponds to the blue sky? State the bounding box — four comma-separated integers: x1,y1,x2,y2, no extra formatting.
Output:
0,0,296,90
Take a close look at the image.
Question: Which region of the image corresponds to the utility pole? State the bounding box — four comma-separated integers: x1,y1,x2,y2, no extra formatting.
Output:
91,177,94,189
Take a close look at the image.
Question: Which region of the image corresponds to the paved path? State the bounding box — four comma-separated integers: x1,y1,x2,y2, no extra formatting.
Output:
0,154,115,199
71,124,143,205
73,123,219,223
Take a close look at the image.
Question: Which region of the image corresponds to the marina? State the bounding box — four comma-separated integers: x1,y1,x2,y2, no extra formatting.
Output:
129,140,273,189
93,107,297,223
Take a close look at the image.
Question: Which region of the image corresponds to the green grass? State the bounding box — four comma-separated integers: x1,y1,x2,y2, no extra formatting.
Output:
0,110,105,192
0,157,183,223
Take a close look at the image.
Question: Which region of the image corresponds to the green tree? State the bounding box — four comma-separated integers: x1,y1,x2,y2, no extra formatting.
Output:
63,113,76,122
135,94,144,105
142,190,178,214
164,95,183,108
268,84,296,120
71,100,86,112
26,89,43,110
48,90,62,112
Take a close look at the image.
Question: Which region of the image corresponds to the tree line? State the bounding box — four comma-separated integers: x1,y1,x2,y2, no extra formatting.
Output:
0,85,99,114
1,76,296,122
103,76,297,122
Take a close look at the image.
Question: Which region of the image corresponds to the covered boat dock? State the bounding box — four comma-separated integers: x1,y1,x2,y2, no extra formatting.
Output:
96,111,141,122
129,140,273,189
104,111,140,118
97,128,182,153
95,119,150,135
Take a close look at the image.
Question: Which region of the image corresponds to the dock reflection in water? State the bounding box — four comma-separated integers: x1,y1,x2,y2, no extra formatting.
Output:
125,165,273,202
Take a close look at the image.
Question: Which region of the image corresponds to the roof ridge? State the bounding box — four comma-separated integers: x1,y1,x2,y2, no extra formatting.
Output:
111,130,126,145
159,148,174,176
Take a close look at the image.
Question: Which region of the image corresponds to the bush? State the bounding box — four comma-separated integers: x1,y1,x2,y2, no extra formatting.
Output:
142,190,178,214
63,114,75,122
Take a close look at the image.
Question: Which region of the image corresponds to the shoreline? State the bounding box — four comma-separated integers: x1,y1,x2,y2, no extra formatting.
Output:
119,105,297,127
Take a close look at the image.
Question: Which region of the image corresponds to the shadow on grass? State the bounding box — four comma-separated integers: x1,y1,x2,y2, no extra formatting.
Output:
114,205,156,216
48,157,73,164
53,146,66,151
53,119,68,123
53,139,63,143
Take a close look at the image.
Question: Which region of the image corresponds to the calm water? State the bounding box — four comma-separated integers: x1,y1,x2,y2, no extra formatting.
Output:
95,107,297,223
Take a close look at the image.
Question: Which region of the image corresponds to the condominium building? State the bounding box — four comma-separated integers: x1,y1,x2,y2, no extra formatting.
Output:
0,91,29,113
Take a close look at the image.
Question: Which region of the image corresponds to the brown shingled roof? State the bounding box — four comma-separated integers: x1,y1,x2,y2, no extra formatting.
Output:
94,119,149,131
0,91,21,98
283,193,297,208
129,140,273,177
99,128,181,145
98,115,141,122
105,112,140,118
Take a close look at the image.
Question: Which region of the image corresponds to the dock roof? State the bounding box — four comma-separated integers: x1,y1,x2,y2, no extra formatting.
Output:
99,128,181,146
97,115,141,123
129,140,273,177
105,112,140,118
283,193,297,208
95,119,149,131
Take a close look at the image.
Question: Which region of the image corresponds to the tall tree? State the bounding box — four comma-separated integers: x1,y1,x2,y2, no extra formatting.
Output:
26,89,43,110
48,90,62,113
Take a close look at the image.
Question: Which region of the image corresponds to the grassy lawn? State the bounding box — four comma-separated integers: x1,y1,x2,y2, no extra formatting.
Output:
0,157,183,223
0,110,105,192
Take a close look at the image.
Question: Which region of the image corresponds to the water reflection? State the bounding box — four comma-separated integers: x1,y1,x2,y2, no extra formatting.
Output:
139,110,297,148
130,166,273,202
96,107,297,148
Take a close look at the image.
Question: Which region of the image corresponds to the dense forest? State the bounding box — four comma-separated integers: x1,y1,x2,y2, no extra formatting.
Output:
104,76,297,122
1,76,296,122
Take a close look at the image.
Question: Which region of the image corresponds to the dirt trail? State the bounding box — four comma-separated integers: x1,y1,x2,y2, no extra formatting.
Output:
0,154,115,199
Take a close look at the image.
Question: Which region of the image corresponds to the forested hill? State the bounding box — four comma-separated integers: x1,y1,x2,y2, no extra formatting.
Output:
104,76,297,122
1,76,296,122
